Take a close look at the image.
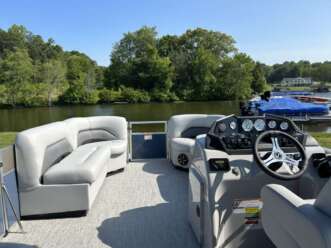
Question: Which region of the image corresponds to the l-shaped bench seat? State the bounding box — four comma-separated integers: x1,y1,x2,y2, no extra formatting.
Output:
15,116,127,217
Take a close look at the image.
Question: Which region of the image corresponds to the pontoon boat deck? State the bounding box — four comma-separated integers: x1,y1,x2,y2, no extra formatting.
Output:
2,159,198,248
1,114,331,248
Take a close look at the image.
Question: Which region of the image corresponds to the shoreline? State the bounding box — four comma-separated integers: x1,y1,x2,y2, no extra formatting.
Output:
0,99,239,110
1,131,330,149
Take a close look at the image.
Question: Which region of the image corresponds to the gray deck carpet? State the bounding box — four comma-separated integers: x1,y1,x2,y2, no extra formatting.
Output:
1,160,199,248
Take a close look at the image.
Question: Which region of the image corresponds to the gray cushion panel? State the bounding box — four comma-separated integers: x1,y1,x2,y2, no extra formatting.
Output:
167,114,224,140
42,138,73,177
88,129,117,142
77,129,116,146
78,129,92,146
78,129,119,146
64,118,90,148
181,127,210,139
43,144,110,185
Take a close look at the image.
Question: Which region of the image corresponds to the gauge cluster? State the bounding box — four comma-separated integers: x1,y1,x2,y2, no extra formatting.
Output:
207,115,304,153
214,117,293,134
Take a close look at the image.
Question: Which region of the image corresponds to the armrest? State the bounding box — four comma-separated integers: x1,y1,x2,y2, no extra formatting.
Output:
261,184,305,208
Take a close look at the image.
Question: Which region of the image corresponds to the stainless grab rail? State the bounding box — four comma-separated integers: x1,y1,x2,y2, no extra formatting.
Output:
0,160,24,237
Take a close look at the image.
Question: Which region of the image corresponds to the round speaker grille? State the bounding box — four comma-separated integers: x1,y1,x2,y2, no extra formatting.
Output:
177,153,189,166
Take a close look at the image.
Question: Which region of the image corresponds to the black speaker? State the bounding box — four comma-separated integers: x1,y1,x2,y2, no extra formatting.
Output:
177,153,189,166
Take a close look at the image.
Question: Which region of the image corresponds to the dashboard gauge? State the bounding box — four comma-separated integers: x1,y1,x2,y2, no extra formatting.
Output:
242,119,254,132
280,121,289,130
268,120,277,129
218,123,227,132
254,119,265,131
229,121,237,130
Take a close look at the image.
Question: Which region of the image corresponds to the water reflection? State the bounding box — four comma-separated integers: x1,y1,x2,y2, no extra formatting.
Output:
0,101,330,133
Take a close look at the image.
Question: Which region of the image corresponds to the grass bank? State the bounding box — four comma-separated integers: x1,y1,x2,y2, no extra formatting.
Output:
310,132,331,149
0,132,17,148
1,131,331,149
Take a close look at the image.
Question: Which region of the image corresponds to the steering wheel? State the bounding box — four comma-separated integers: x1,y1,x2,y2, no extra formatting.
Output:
254,130,308,180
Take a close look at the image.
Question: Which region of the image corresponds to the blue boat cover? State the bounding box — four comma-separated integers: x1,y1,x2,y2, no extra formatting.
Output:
253,97,329,116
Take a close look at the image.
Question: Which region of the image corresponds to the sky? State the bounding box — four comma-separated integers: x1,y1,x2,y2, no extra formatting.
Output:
1,0,331,66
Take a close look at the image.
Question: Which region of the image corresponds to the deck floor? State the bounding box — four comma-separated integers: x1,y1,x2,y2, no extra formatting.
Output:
1,160,199,248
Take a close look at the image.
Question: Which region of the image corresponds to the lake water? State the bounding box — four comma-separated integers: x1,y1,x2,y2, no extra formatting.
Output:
0,99,330,132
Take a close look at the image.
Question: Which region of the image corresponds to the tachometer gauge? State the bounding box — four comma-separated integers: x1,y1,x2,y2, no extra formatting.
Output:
242,119,253,132
280,121,289,130
229,121,237,130
254,119,265,131
268,120,277,129
218,123,227,132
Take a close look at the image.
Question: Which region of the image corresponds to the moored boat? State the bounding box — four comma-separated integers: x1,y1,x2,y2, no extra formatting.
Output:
244,94,331,123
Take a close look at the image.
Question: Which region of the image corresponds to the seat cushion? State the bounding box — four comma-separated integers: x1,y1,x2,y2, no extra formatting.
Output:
43,144,110,185
171,138,195,154
261,184,331,248
85,140,127,156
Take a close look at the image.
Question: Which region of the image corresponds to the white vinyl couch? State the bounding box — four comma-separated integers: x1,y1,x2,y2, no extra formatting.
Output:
15,116,127,217
167,114,224,168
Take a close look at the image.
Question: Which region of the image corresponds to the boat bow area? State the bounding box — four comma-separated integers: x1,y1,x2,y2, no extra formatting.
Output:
2,159,198,248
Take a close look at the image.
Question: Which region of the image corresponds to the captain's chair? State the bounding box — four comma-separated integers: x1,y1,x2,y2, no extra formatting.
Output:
261,181,331,248
167,114,223,168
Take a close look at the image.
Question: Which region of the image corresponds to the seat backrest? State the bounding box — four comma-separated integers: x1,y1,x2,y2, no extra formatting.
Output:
167,114,224,140
64,117,90,148
65,116,127,148
15,122,73,191
315,178,331,217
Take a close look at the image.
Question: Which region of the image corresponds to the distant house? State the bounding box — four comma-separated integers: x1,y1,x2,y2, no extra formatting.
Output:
281,77,312,86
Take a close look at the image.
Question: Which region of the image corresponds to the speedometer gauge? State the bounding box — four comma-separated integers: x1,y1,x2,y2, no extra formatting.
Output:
254,119,265,131
242,119,253,132
280,121,289,130
268,120,277,129
229,121,237,130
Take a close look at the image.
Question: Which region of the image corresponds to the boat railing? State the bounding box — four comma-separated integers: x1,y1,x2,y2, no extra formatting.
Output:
128,121,168,161
0,146,21,237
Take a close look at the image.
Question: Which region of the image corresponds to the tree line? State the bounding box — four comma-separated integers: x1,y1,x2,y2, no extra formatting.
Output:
1,24,328,108
261,61,331,84
0,25,104,107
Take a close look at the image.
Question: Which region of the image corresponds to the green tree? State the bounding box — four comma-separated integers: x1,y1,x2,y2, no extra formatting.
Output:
19,83,48,107
99,88,123,103
189,48,218,100
108,26,174,94
0,25,28,58
160,28,237,99
178,28,237,59
157,35,180,57
217,53,255,100
0,48,34,106
41,59,67,106
61,53,99,104
0,84,7,105
27,35,63,62
251,62,268,93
